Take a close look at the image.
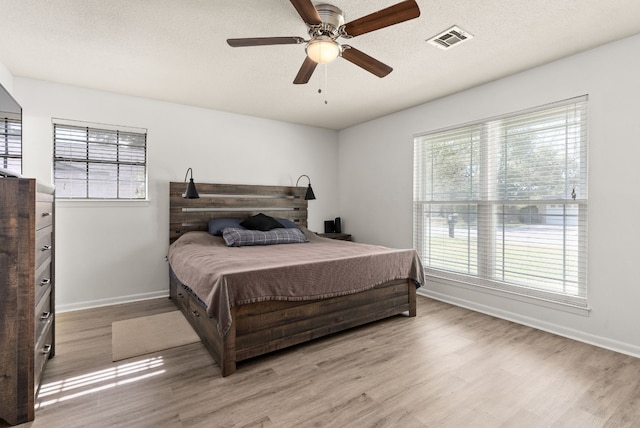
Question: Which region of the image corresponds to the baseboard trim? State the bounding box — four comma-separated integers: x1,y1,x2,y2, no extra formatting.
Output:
418,288,640,360
57,290,169,313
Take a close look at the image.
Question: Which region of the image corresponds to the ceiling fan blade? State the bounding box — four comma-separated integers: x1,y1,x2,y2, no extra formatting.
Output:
343,0,421,37
293,56,318,84
289,0,322,26
227,36,305,47
341,46,393,78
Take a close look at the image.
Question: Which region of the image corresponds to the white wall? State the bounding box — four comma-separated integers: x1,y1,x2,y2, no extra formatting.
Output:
338,33,640,357
14,79,339,311
0,60,13,92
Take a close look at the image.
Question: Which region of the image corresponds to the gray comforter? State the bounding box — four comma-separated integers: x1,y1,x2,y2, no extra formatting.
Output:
168,229,424,336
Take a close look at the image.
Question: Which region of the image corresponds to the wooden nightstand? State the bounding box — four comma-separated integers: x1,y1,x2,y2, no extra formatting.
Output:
318,232,352,241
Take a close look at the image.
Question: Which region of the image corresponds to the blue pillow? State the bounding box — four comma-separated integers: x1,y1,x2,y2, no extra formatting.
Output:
208,218,245,236
277,218,300,229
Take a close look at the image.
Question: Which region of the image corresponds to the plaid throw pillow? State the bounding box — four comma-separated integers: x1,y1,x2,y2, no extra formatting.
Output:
223,227,308,247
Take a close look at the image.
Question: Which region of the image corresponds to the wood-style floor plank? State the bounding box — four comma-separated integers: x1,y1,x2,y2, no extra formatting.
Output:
3,296,640,427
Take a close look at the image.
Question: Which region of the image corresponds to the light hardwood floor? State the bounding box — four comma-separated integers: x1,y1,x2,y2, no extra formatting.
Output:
4,295,640,428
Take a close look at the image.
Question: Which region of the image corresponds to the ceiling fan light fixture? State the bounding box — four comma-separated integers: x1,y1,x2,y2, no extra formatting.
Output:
306,36,341,64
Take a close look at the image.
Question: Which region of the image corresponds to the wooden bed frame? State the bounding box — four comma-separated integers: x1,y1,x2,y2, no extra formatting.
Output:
168,181,416,376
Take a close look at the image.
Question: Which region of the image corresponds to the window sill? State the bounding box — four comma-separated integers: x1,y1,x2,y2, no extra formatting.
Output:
421,273,591,317
56,199,151,208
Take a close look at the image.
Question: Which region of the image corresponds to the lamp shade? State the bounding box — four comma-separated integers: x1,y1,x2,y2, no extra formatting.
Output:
185,178,199,199
304,184,316,200
306,37,340,64
296,174,316,200
184,168,199,199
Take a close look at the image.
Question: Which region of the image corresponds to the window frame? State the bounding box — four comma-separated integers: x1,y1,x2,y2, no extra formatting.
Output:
1,113,22,175
413,96,589,310
52,119,148,201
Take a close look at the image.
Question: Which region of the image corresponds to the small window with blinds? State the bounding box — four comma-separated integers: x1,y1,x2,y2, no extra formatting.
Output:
414,96,588,308
53,120,147,200
1,114,22,175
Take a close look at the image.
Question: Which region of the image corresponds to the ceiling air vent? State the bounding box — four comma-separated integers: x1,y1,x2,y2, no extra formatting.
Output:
427,26,473,49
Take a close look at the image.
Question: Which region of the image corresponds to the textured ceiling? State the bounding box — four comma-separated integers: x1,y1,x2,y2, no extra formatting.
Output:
1,0,640,130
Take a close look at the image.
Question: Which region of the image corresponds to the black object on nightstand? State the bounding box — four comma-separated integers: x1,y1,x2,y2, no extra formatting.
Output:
318,232,352,241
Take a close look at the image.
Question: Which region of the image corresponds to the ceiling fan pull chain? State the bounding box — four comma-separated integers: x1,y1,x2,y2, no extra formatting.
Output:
323,64,329,104
317,63,328,104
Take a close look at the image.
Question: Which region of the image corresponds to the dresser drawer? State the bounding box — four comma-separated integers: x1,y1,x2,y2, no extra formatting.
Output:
34,322,53,394
35,262,52,305
35,226,53,268
173,286,190,313
35,194,54,231
185,296,215,342
35,288,53,344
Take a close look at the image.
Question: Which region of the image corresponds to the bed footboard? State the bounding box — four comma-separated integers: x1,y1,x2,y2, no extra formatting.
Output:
170,273,416,376
169,274,235,375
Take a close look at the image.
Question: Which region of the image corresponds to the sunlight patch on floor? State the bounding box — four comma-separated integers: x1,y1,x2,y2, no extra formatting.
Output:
36,357,165,409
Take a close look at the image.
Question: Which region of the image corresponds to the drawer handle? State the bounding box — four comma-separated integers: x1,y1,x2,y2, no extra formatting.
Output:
177,292,184,298
40,278,51,286
42,344,52,355
42,212,52,217
41,311,52,320
191,310,200,318
41,245,52,251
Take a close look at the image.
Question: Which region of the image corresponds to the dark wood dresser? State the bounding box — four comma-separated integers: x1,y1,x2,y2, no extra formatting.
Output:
0,178,55,425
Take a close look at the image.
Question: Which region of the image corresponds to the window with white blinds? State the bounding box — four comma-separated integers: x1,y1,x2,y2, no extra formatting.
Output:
53,120,147,199
1,114,21,175
414,96,588,308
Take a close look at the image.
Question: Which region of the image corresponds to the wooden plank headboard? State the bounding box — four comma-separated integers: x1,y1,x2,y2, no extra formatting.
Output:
169,182,308,243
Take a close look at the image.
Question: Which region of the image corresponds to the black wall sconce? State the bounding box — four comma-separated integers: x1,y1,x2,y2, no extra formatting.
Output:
296,175,316,200
184,167,199,199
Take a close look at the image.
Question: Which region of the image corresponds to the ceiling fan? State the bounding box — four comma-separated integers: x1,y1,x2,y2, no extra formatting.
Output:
227,0,421,84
